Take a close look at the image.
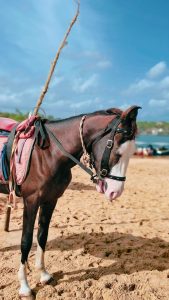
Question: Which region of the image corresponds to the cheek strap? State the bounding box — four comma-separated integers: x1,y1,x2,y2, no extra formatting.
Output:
100,117,122,178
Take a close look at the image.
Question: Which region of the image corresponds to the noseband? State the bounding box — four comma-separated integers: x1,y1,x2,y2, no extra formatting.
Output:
80,115,130,182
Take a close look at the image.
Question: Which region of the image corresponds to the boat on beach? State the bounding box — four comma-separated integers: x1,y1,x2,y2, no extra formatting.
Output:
155,147,169,156
135,145,169,157
135,134,169,157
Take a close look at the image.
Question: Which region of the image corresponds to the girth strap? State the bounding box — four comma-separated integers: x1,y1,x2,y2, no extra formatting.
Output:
6,125,18,176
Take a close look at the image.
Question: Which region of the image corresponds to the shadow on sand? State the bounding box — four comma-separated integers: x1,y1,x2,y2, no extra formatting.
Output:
2,230,169,298
1,231,169,277
68,181,95,191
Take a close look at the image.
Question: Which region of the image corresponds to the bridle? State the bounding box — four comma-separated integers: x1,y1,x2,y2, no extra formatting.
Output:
45,113,135,184
79,114,133,182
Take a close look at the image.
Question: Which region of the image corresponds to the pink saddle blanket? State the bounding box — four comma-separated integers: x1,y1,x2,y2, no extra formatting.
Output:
0,117,17,132
13,135,36,185
0,116,37,185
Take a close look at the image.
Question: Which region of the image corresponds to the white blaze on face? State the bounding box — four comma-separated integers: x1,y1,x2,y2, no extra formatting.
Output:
96,140,136,201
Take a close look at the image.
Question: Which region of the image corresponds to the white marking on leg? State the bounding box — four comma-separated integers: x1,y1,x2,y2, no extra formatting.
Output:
18,263,32,297
35,244,52,284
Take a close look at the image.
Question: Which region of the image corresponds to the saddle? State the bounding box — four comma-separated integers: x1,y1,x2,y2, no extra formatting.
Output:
0,117,18,132
0,116,50,191
0,118,17,182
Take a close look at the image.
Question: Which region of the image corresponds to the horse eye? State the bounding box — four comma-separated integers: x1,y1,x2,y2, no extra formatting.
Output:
116,153,122,159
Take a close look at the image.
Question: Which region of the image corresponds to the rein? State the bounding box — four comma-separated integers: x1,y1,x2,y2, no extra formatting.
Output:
45,126,97,182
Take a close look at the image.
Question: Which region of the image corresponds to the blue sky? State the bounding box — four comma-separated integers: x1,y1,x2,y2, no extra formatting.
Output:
0,0,169,121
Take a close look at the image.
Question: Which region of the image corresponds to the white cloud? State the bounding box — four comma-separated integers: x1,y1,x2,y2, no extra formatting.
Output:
94,97,102,104
97,60,112,69
147,61,167,78
82,51,100,59
123,61,169,104
125,79,154,95
50,76,64,88
149,98,168,107
47,100,66,107
0,85,41,111
119,103,131,110
70,99,92,109
0,93,16,103
73,74,98,93
70,97,101,109
163,90,169,99
160,76,169,89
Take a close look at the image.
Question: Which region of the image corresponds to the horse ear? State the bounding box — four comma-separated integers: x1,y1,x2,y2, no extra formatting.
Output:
121,105,141,122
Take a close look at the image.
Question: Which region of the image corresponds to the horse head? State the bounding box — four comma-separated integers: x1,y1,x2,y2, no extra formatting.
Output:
83,105,141,201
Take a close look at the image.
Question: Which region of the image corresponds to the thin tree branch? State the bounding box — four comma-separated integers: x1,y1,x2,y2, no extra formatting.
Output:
33,0,80,116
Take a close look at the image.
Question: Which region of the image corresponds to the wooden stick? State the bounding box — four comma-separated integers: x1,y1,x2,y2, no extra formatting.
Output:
33,0,80,116
4,1,80,232
4,189,15,232
4,205,12,232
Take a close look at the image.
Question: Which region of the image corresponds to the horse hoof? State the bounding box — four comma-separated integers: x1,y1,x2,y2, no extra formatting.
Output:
19,294,35,300
37,276,54,286
39,272,54,286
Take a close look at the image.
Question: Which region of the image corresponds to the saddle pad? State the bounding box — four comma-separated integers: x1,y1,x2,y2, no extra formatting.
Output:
0,117,17,132
0,136,8,182
14,135,36,185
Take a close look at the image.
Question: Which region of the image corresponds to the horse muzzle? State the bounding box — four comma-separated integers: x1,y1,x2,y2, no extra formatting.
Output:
96,178,124,201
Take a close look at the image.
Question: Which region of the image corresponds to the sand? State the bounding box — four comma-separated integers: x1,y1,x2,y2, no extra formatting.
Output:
0,157,169,300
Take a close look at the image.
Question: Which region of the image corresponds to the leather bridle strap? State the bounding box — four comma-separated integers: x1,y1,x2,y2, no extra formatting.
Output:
108,174,126,181
100,116,121,177
45,126,97,181
91,114,121,147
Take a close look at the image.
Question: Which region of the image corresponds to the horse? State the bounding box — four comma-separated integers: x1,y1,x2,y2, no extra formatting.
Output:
0,105,140,299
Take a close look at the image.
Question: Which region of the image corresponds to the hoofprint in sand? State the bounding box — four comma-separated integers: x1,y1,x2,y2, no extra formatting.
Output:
0,157,169,300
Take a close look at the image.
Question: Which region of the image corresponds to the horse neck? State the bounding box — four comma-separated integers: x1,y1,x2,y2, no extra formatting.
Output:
48,117,85,157
83,114,117,146
49,114,116,157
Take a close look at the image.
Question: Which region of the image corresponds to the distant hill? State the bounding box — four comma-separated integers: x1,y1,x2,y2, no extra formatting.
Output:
138,122,169,135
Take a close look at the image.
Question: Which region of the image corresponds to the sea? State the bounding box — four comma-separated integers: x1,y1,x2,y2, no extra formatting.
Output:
136,134,169,149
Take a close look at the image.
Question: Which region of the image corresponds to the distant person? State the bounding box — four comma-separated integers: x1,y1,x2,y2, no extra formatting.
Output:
147,144,156,156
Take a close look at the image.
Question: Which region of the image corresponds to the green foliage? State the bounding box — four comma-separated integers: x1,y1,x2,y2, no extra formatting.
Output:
138,121,169,135
0,111,56,121
0,111,28,121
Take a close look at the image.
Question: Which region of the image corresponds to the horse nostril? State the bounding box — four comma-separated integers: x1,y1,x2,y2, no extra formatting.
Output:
110,192,118,200
104,181,108,191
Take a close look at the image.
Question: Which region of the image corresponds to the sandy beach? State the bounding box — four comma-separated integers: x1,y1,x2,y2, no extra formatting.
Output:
0,157,169,299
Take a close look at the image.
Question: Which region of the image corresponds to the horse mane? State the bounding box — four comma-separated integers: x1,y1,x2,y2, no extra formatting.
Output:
47,107,123,124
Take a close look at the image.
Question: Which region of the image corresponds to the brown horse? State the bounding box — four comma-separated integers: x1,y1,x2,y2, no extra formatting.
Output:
0,105,140,298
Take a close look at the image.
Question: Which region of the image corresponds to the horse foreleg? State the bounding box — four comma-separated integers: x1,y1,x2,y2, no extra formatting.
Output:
18,198,39,298
35,199,57,284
